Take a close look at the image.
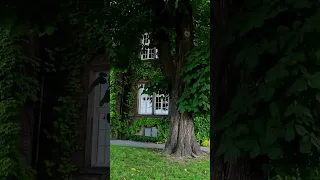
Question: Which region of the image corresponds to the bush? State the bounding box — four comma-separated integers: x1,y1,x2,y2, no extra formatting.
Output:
194,115,210,144
127,117,168,142
201,140,210,147
126,115,210,144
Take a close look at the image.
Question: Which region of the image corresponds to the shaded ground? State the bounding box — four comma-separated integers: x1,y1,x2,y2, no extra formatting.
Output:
110,140,210,153
110,145,210,180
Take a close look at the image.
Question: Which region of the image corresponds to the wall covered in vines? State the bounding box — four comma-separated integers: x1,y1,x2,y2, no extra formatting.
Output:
0,27,38,179
110,58,210,144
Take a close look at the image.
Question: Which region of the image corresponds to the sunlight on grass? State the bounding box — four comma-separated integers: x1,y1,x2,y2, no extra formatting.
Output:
110,145,210,180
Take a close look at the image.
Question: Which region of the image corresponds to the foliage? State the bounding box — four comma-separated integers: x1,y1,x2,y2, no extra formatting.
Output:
127,117,169,142
45,95,81,179
178,44,210,115
194,115,210,143
109,68,126,137
0,27,37,179
201,140,210,147
110,145,210,179
109,60,165,138
213,0,320,179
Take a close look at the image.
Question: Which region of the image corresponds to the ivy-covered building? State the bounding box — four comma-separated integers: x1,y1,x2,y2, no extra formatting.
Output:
111,33,169,140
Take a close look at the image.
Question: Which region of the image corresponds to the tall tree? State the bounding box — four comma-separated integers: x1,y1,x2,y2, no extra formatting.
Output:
149,0,211,158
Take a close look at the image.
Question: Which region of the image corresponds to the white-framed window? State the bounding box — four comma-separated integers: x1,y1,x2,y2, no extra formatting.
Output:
137,83,169,115
140,33,158,60
88,71,110,167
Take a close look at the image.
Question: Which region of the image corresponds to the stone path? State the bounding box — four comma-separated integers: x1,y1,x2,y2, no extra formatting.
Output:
110,140,210,153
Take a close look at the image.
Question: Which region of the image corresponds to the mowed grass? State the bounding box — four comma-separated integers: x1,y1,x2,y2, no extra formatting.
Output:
110,145,210,180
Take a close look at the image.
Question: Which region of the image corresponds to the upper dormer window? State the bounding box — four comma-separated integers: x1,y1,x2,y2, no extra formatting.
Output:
140,33,158,60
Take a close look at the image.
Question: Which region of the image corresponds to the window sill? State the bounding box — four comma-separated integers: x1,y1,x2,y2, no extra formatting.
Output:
135,114,168,118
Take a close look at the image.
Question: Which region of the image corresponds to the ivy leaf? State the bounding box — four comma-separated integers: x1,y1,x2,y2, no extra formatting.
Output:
250,144,260,158
265,67,289,82
265,40,277,54
284,103,312,118
269,102,279,119
284,122,295,142
307,72,320,89
216,139,232,156
235,139,255,151
310,133,320,150
299,136,311,153
253,119,264,135
268,147,283,159
215,114,237,131
287,77,307,96
295,124,308,136
264,88,275,101
264,127,277,145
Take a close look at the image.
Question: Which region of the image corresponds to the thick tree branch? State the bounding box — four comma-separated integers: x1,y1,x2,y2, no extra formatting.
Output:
154,0,173,81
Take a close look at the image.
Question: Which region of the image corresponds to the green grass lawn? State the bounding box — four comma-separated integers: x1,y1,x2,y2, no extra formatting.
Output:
110,145,210,180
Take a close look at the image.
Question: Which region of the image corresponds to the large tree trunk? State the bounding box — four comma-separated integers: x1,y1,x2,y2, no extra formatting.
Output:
155,0,202,158
163,85,202,158
211,0,267,179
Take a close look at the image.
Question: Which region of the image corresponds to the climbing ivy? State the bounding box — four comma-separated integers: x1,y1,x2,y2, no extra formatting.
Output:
44,72,82,179
214,1,320,179
127,117,169,142
0,27,37,179
109,59,165,137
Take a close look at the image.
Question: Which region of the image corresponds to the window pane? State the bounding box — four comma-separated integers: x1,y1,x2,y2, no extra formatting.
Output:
138,84,153,114
154,94,169,115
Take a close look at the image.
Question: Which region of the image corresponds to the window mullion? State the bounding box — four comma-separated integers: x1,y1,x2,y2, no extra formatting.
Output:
152,93,156,115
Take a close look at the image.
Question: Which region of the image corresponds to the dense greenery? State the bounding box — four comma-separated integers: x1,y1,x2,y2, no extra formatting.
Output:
0,27,37,179
213,0,320,179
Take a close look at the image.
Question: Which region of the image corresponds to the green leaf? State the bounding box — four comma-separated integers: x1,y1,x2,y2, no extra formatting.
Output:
284,103,312,118
269,102,279,119
250,144,260,158
268,147,283,159
284,122,295,142
44,25,55,35
307,72,320,89
265,40,277,54
264,127,277,145
287,77,307,96
310,133,320,150
264,88,275,101
299,137,311,153
175,0,179,8
265,67,289,82
235,139,255,151
253,119,264,135
295,124,308,136
216,139,232,156
215,114,236,131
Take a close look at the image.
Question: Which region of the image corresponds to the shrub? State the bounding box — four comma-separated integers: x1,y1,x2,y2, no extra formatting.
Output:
194,115,210,144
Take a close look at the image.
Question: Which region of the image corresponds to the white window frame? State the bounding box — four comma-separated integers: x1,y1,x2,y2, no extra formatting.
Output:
87,71,110,167
140,33,159,60
137,83,169,115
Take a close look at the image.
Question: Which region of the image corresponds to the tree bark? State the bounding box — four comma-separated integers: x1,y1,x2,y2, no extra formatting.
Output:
211,0,267,179
155,0,202,158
